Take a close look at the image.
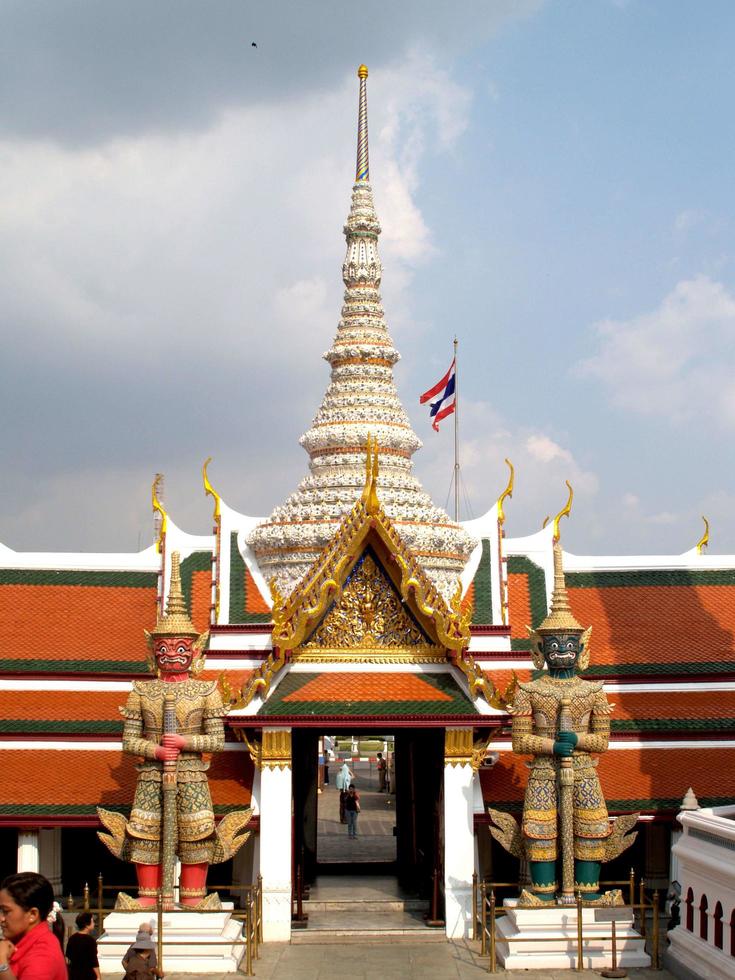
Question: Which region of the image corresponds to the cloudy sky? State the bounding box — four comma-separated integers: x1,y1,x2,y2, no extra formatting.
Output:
2,0,735,557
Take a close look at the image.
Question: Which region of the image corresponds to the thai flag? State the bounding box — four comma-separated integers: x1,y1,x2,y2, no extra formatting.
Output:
420,359,456,432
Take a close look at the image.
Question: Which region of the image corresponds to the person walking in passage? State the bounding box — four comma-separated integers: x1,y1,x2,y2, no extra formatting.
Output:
376,751,387,792
0,872,68,980
335,759,354,824
344,783,361,839
65,911,100,980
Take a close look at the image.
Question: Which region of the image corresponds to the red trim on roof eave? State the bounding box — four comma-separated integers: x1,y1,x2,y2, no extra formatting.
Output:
0,670,150,681
229,713,494,728
470,625,511,636
473,651,528,662
211,624,273,634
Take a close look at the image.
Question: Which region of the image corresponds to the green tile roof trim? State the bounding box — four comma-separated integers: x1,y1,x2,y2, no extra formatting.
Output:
0,659,150,675
584,661,735,677
180,550,212,608
259,670,477,717
507,555,547,628
472,539,493,625
484,796,733,814
0,720,123,734
0,804,248,817
567,568,735,589
0,569,157,588
228,531,271,624
611,718,735,732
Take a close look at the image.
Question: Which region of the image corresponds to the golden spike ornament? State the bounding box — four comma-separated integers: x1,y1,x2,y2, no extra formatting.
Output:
497,458,514,526
552,480,573,542
152,475,167,555
202,457,221,523
696,516,710,554
542,515,550,529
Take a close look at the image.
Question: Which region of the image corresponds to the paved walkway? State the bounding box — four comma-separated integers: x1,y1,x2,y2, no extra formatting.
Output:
109,939,674,979
318,759,396,863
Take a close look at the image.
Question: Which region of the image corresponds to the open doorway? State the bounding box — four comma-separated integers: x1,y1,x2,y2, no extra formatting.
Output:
292,728,444,889
318,733,396,870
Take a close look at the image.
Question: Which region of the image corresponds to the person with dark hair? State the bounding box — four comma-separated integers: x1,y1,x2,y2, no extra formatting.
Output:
46,904,64,952
65,911,99,980
0,872,67,979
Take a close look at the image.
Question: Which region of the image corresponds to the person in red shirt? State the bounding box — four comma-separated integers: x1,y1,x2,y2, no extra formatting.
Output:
0,872,67,980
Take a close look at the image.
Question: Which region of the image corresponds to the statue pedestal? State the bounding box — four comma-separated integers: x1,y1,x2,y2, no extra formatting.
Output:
98,903,245,974
495,899,651,970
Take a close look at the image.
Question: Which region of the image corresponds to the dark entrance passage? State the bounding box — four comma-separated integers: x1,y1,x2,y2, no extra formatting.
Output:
292,728,444,893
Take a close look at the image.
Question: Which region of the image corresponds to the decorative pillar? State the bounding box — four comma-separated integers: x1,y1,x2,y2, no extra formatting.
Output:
17,829,40,874
443,728,475,938
247,728,292,941
39,828,63,896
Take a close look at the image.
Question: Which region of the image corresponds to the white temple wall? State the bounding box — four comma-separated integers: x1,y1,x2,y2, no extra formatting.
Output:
666,805,735,980
257,729,292,942
443,742,475,938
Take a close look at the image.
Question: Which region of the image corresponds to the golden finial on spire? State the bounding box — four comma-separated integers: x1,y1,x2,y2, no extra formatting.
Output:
202,457,221,524
151,551,198,637
552,481,574,542
151,474,167,555
356,64,370,181
497,458,514,527
542,515,551,529
367,438,380,514
696,516,710,554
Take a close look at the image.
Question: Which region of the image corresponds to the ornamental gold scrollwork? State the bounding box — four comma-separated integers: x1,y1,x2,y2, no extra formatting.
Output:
240,730,292,771
444,728,474,768
300,553,435,653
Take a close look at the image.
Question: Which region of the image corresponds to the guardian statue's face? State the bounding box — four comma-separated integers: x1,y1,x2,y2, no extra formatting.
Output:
542,632,582,673
154,635,195,675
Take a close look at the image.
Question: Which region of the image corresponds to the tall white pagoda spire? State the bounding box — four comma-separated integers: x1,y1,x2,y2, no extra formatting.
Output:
248,66,475,599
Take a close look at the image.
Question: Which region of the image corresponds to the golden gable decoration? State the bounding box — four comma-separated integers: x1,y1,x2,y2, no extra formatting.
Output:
225,438,501,708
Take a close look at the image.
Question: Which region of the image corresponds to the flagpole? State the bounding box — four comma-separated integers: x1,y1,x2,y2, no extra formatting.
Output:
453,336,459,522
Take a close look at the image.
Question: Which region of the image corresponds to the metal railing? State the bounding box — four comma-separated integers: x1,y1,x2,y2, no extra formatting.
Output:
68,874,263,976
475,877,661,973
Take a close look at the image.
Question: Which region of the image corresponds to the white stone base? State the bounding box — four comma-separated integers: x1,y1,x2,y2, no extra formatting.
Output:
666,925,733,980
98,904,245,974
496,899,651,970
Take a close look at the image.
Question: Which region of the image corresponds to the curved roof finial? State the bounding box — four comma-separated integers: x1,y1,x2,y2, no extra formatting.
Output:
202,456,221,524
151,474,167,555
696,515,710,554
552,480,573,542
356,64,369,182
497,458,514,527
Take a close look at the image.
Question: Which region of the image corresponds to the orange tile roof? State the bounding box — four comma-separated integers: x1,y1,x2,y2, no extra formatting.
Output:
481,745,735,808
190,569,212,634
612,689,735,722
567,585,735,666
0,748,253,808
507,574,532,640
0,584,156,666
245,569,270,615
282,672,453,702
0,690,124,722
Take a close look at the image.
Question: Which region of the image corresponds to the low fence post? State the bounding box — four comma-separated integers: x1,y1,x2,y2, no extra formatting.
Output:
629,867,635,907
652,888,660,969
480,882,487,956
489,889,496,974
82,882,89,911
639,879,647,940
576,891,584,972
257,874,263,944
97,874,104,935
472,872,478,940
156,890,163,979
245,897,253,976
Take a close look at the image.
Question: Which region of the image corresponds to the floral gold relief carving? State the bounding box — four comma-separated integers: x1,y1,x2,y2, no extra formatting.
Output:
301,553,437,654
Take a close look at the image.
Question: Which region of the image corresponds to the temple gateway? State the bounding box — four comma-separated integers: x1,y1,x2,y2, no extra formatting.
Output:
1,67,733,962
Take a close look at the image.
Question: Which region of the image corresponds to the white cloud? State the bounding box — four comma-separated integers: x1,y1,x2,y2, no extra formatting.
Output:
576,276,735,426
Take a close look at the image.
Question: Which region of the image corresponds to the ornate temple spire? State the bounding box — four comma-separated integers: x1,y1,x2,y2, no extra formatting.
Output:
248,68,476,600
151,551,198,636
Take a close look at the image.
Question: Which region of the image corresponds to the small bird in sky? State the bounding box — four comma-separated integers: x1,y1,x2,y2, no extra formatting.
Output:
251,42,257,48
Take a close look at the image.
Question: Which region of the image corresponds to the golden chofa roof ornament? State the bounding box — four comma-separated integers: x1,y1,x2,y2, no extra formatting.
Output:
149,551,198,637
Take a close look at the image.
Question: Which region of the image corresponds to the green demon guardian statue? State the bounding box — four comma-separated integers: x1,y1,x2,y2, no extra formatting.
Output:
97,551,252,910
488,535,638,906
